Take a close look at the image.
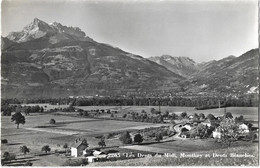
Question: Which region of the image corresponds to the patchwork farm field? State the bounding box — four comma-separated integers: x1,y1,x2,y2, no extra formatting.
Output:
1,112,166,166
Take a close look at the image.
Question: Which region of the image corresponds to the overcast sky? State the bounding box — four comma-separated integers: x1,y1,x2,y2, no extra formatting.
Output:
1,0,258,62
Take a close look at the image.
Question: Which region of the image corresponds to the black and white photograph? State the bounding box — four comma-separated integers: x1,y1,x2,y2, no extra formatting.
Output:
1,0,259,166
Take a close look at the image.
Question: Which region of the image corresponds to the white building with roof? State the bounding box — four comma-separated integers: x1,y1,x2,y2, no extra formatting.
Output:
71,139,88,157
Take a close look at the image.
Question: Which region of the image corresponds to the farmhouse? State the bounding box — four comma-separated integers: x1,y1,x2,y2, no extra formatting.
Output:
213,128,221,139
71,139,88,157
238,123,249,133
201,120,211,127
188,115,193,119
182,123,192,130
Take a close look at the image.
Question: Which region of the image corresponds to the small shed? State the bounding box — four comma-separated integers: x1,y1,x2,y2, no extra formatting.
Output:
201,120,211,127
86,156,98,163
93,150,104,156
180,131,190,138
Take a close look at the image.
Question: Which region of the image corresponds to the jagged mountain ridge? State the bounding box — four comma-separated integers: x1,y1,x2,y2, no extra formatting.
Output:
148,55,199,77
1,18,183,98
7,18,92,43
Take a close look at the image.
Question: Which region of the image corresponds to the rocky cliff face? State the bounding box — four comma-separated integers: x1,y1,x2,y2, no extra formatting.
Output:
7,18,92,43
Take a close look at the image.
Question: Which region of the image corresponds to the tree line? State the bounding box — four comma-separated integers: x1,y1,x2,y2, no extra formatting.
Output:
2,94,257,107
1,104,44,116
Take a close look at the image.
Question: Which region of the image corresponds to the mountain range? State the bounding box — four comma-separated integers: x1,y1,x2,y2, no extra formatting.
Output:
1,18,183,98
1,18,259,98
149,50,259,95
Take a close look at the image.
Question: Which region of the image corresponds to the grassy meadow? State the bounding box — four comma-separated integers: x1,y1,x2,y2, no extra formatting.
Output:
91,144,259,166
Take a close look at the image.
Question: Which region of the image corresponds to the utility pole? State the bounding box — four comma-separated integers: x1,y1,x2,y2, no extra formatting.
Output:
158,98,161,113
218,99,220,112
59,97,61,109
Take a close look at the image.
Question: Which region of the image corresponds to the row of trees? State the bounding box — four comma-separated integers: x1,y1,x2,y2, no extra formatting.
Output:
1,104,77,117
70,96,258,107
122,111,164,123
119,131,144,144
1,105,44,116
2,94,258,108
188,124,214,139
119,126,175,145
2,145,51,166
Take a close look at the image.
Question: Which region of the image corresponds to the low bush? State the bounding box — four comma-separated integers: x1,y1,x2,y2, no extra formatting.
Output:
55,149,66,154
24,161,33,166
1,139,8,144
49,119,56,124
104,133,114,139
119,131,132,144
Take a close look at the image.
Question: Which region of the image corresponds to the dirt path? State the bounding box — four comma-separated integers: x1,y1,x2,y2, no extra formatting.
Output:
25,127,82,135
171,122,186,140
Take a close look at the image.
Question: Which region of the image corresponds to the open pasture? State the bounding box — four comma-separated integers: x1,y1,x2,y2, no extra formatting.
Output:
93,144,259,166
1,113,166,158
1,112,165,137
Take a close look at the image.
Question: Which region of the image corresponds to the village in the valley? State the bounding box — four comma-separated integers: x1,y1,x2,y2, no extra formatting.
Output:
68,109,257,163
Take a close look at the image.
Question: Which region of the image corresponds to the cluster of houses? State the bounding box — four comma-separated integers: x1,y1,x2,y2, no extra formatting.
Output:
176,113,253,139
70,139,108,163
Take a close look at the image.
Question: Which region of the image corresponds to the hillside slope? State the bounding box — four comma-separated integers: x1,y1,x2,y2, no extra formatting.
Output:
187,49,259,94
